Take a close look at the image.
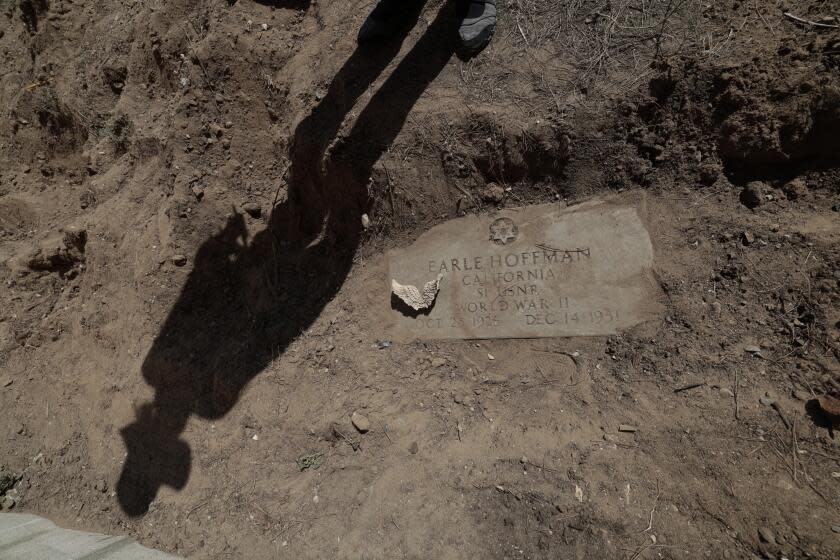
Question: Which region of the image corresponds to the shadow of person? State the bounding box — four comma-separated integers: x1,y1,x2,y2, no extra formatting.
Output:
116,0,456,516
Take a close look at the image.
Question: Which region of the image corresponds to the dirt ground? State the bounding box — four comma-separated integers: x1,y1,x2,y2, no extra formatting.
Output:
1,0,840,558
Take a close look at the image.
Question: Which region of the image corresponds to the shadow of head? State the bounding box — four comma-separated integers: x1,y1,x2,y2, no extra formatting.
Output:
116,1,456,516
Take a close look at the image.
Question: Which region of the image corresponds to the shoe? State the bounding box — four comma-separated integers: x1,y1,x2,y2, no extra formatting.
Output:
457,0,496,53
358,0,424,43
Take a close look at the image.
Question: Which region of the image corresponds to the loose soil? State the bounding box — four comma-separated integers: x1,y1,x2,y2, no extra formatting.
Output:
1,0,839,558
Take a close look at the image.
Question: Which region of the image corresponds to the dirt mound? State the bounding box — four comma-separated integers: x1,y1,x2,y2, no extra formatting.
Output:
1,0,839,559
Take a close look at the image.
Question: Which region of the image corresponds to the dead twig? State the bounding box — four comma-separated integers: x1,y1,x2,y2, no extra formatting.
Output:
783,12,839,29
791,416,798,484
641,482,660,533
380,421,393,444
674,382,706,393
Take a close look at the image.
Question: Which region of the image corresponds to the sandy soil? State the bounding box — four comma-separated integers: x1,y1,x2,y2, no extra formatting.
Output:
1,0,839,558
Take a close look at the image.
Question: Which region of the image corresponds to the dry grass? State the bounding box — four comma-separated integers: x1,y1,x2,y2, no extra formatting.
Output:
457,0,741,110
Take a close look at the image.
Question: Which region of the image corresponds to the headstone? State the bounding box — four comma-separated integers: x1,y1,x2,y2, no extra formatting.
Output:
387,200,661,340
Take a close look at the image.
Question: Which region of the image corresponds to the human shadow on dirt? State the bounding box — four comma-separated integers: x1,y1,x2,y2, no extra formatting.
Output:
117,1,456,516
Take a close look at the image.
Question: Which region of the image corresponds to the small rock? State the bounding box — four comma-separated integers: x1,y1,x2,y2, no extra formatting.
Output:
782,178,807,200
520,455,529,464
618,424,638,433
190,184,205,200
351,411,370,433
740,182,765,209
744,345,762,355
242,202,261,218
0,495,15,511
759,397,775,406
431,357,446,368
487,353,495,360
94,479,108,493
102,65,128,93
720,387,734,397
409,441,418,454
710,301,722,315
698,163,720,186
1,377,12,388
171,254,188,266
481,183,505,203
758,527,776,544
361,213,371,229
833,525,840,534
741,231,755,245
79,190,96,208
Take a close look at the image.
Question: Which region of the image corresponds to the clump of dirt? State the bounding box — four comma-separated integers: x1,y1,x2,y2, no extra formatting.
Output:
1,0,839,559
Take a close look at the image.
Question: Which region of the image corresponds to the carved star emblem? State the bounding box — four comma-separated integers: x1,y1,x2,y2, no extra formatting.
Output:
489,218,518,245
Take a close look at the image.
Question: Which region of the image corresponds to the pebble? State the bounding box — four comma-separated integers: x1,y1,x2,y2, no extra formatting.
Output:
720,387,734,397
171,254,187,266
242,202,261,218
481,183,505,203
409,441,418,454
742,231,755,245
430,357,446,368
0,495,15,510
740,182,765,209
361,213,371,229
783,178,807,200
94,479,108,493
618,424,638,433
758,527,776,544
832,525,840,534
351,411,370,433
744,345,762,354
190,184,205,200
759,397,775,406
487,353,495,360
